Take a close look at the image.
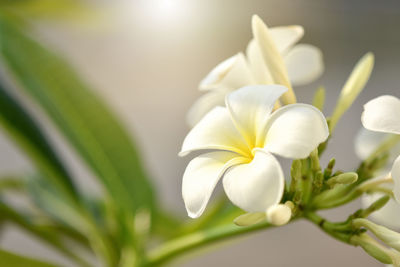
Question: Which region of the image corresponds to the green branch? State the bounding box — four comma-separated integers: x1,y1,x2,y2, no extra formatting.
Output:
146,220,280,266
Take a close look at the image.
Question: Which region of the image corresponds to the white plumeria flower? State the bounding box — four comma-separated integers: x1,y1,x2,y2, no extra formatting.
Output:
180,85,329,218
361,95,400,229
187,15,324,127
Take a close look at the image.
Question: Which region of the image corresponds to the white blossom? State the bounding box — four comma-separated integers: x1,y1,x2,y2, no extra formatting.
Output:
180,85,329,218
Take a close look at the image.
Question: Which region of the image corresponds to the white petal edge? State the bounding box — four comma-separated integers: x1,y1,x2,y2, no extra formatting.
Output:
225,85,288,148
180,106,250,157
269,25,304,54
199,53,255,91
392,155,400,203
182,151,247,218
186,90,228,127
284,44,324,86
199,55,236,90
222,150,285,213
362,95,400,135
264,104,329,159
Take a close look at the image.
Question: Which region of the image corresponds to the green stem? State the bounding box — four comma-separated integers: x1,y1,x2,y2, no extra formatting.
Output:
146,220,282,266
304,212,352,243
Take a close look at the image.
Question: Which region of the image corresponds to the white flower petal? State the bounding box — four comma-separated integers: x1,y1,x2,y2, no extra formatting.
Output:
269,25,304,54
362,95,400,135
246,39,273,84
186,90,228,127
225,85,287,148
180,106,250,157
199,53,255,91
182,151,246,218
355,128,391,160
264,104,329,159
284,44,324,86
222,150,285,213
251,15,295,104
392,155,400,203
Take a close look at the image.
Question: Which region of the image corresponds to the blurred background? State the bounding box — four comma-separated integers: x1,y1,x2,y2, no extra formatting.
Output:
0,0,400,266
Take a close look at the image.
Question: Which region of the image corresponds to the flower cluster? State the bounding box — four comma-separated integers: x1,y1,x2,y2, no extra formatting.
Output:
180,14,400,266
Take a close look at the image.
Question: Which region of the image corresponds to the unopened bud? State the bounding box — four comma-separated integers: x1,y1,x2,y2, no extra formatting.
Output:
326,172,358,188
324,158,336,179
234,212,266,227
266,204,292,226
353,218,400,253
350,234,393,264
330,52,374,132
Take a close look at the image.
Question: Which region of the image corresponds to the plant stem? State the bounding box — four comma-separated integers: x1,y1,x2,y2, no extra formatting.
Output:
304,212,352,244
146,220,283,266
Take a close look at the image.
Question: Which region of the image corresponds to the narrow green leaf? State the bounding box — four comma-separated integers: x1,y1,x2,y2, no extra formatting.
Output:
0,176,24,192
0,15,156,218
0,82,78,201
0,249,57,267
0,201,92,267
26,175,88,234
0,0,98,23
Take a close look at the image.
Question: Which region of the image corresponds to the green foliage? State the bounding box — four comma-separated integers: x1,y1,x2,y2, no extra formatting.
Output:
0,14,156,219
0,249,58,267
0,82,78,201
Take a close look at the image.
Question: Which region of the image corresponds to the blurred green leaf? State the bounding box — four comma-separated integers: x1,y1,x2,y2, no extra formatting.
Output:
0,249,57,267
0,80,78,202
0,0,98,23
26,175,88,234
0,176,25,192
0,201,92,266
0,15,156,224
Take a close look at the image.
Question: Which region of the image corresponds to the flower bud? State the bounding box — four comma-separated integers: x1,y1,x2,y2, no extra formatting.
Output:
350,234,393,264
330,52,374,132
326,172,358,188
266,204,292,226
311,184,357,209
234,212,266,227
353,218,400,252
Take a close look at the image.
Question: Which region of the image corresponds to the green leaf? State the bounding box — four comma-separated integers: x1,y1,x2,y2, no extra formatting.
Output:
0,80,78,202
25,175,88,234
0,16,156,220
0,249,57,267
0,201,92,266
0,0,98,23
0,176,25,192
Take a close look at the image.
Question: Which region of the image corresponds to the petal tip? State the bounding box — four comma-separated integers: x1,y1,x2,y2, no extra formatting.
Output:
178,150,189,157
